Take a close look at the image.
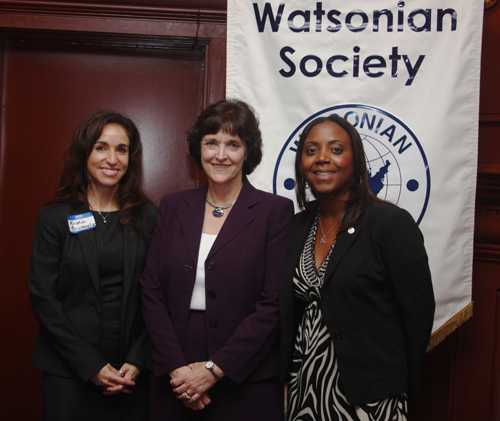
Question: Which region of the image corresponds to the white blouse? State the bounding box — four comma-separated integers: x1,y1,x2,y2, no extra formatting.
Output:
189,232,217,310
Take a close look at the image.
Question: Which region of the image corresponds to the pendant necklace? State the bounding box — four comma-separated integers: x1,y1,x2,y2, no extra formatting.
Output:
96,210,108,224
206,198,235,218
318,217,339,244
89,203,109,224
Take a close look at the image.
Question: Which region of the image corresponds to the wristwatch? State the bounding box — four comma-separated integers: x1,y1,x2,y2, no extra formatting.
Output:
204,360,221,379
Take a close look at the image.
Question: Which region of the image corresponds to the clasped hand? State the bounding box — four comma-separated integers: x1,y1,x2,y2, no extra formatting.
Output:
92,363,140,396
170,362,220,411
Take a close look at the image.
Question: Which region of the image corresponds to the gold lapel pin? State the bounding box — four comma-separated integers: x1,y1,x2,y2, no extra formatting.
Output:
347,227,355,235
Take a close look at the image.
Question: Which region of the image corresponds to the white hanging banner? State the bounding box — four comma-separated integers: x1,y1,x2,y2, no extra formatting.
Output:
227,0,484,340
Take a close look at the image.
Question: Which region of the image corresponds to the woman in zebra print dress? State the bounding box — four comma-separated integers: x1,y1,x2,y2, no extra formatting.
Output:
280,115,435,421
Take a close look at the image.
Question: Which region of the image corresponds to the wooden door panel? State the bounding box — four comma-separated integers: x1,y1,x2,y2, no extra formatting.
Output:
480,4,500,116
0,41,204,419
452,258,499,420
478,122,500,165
494,290,500,421
3,44,203,203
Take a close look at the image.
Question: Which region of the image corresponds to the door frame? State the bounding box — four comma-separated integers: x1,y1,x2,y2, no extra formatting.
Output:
0,0,227,221
0,1,226,105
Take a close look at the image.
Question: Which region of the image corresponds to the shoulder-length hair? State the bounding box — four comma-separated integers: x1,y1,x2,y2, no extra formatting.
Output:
54,110,150,224
187,99,262,175
294,114,378,229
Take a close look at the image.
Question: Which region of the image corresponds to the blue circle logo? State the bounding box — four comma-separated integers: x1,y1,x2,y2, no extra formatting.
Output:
272,104,430,224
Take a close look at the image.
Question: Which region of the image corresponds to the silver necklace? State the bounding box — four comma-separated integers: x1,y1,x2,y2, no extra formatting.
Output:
206,198,234,218
96,210,108,224
89,203,109,224
318,217,339,244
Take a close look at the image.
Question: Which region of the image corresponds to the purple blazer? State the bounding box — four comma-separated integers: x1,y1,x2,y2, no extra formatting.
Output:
141,182,293,384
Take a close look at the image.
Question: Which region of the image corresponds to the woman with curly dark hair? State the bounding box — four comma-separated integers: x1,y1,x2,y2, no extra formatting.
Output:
29,111,157,421
142,99,294,421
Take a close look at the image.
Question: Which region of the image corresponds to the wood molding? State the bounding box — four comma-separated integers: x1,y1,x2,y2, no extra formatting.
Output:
479,113,500,123
477,165,500,207
0,41,5,229
0,1,228,107
0,1,226,38
493,290,500,420
203,36,226,106
0,1,226,23
4,30,207,57
475,243,500,261
475,166,500,245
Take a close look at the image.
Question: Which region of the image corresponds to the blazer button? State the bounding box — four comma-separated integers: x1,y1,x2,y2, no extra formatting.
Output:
206,261,215,270
184,264,193,271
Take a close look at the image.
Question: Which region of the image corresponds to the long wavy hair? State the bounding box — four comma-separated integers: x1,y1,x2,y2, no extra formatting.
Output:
294,114,378,229
53,111,150,224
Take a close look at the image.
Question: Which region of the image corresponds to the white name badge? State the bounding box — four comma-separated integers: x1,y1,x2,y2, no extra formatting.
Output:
67,212,96,234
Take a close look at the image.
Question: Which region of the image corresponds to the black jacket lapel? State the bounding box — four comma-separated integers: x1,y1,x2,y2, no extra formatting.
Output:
323,222,361,286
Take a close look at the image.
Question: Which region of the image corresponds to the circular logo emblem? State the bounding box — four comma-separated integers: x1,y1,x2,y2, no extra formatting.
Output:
273,104,430,224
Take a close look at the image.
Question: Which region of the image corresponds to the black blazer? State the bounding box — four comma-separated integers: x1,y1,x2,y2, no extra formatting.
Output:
280,200,435,406
29,202,158,382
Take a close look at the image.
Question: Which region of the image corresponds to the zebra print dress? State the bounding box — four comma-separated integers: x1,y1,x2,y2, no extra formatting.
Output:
286,217,407,421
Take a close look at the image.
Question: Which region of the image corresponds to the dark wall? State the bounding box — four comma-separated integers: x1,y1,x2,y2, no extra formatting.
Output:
414,4,500,421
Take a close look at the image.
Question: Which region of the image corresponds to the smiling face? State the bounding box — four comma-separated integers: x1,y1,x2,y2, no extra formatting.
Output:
300,121,354,200
86,123,130,190
201,130,246,188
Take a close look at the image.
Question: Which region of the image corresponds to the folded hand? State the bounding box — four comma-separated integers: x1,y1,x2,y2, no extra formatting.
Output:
170,362,221,405
91,363,135,396
103,363,140,395
182,392,212,411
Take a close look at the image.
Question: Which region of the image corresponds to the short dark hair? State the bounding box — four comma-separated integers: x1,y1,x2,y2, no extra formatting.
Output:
294,114,377,227
187,99,262,175
54,110,149,222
